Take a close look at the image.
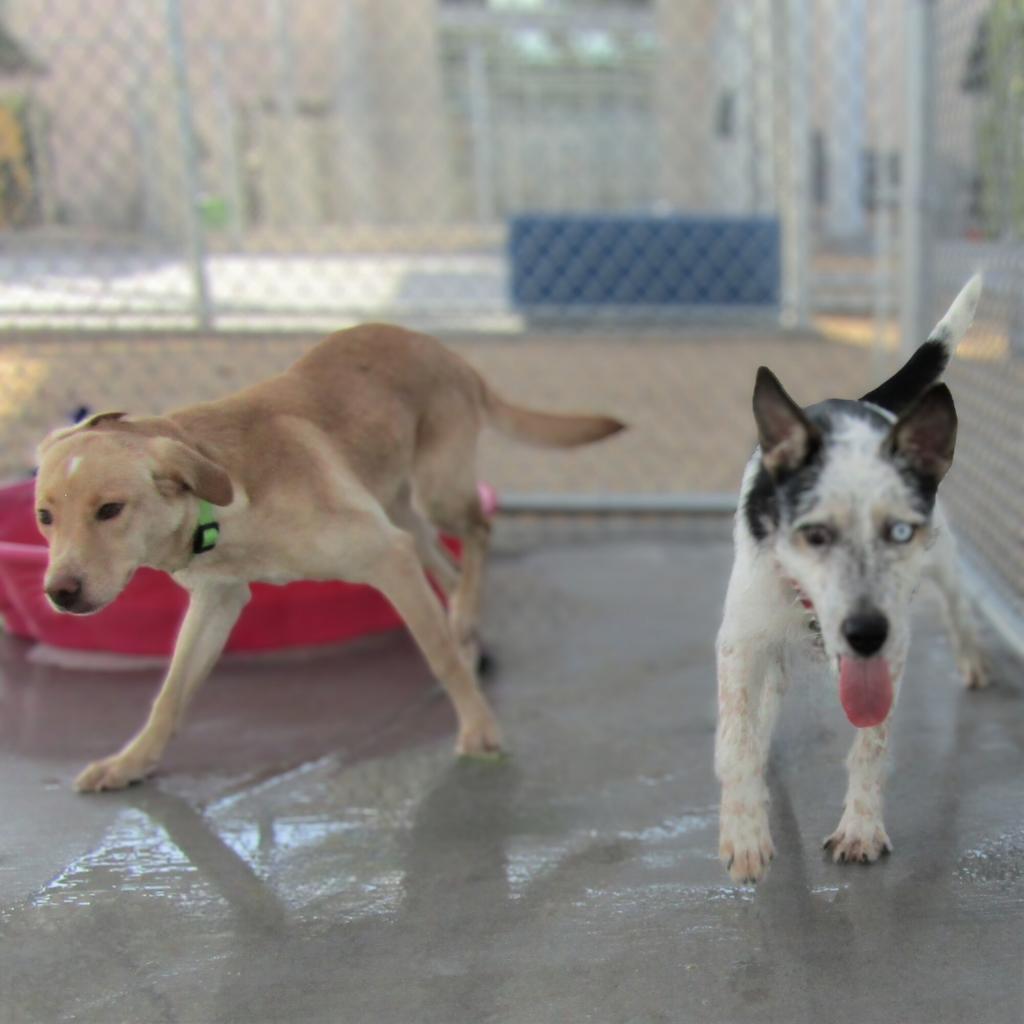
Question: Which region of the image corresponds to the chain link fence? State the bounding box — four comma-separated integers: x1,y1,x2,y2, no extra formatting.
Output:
0,0,893,332
0,1,1019,641
923,0,1024,647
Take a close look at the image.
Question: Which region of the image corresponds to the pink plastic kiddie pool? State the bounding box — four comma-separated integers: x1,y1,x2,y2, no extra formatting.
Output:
0,479,498,658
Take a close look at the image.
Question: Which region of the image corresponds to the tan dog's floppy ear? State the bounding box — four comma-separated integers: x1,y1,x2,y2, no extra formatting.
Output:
81,411,127,428
752,367,820,476
150,437,234,506
887,383,958,483
36,411,129,460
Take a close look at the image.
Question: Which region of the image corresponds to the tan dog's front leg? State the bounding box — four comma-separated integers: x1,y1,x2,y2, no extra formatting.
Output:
75,582,250,792
370,532,501,756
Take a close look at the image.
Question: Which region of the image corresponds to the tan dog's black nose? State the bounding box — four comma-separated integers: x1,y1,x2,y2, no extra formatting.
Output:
47,577,83,612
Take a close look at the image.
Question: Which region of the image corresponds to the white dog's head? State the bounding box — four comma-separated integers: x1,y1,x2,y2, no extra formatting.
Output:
34,414,232,615
744,372,957,727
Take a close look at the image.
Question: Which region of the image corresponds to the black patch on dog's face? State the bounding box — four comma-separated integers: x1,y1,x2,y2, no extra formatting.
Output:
744,444,826,540
743,465,776,541
744,399,896,541
892,462,940,514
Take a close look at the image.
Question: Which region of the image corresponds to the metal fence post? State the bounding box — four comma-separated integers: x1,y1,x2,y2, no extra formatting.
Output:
266,0,304,224
825,0,866,241
209,40,245,248
899,0,935,354
871,0,897,380
165,0,213,330
467,42,496,223
780,0,811,330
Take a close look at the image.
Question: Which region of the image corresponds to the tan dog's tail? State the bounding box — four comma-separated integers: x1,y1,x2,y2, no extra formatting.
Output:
485,390,625,448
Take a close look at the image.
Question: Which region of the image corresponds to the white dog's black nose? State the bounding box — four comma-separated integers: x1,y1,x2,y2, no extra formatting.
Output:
841,611,889,656
48,577,83,612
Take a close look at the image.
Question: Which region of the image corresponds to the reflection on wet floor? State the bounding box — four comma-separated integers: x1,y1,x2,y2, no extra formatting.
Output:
27,758,725,927
1,538,1022,1024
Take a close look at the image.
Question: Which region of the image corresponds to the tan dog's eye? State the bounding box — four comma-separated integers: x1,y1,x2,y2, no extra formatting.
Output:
96,502,125,522
37,509,53,526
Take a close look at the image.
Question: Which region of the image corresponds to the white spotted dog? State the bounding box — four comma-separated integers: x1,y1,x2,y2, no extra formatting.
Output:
715,275,988,884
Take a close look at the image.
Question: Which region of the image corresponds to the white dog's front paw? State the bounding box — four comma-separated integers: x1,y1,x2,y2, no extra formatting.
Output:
719,804,774,884
823,814,892,864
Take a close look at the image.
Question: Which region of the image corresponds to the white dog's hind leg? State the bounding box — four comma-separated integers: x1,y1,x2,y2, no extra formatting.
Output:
824,713,895,864
716,636,785,884
925,522,988,689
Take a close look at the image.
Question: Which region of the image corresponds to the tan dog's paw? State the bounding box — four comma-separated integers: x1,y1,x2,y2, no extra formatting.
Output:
961,655,989,691
74,754,152,793
719,807,774,884
823,819,892,864
455,713,503,758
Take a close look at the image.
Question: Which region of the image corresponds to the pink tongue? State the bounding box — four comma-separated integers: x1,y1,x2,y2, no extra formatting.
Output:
839,656,893,728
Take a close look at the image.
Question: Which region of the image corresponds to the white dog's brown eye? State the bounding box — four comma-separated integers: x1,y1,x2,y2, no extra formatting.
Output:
96,502,125,522
886,521,916,544
37,509,53,526
799,524,835,548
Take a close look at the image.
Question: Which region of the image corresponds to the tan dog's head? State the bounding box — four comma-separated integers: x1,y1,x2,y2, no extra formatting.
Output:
34,414,232,614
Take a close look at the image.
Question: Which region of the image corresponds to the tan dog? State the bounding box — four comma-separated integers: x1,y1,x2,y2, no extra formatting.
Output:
34,324,624,791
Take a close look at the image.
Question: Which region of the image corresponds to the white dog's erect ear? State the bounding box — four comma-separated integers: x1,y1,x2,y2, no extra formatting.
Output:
150,437,234,506
752,366,820,475
888,383,958,482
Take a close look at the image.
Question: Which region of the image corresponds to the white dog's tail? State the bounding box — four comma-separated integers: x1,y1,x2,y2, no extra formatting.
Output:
861,273,983,414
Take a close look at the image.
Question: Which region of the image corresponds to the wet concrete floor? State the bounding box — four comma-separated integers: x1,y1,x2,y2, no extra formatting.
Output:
1,529,1022,1023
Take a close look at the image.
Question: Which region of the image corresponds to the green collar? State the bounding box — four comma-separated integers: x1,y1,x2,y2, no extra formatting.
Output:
191,499,220,555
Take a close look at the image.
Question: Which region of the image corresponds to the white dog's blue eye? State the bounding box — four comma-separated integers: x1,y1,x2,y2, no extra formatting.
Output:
887,521,916,544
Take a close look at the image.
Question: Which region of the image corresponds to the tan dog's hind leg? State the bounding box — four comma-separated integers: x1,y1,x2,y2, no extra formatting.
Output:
369,529,501,756
418,467,491,666
75,582,250,792
448,511,490,666
388,486,461,600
